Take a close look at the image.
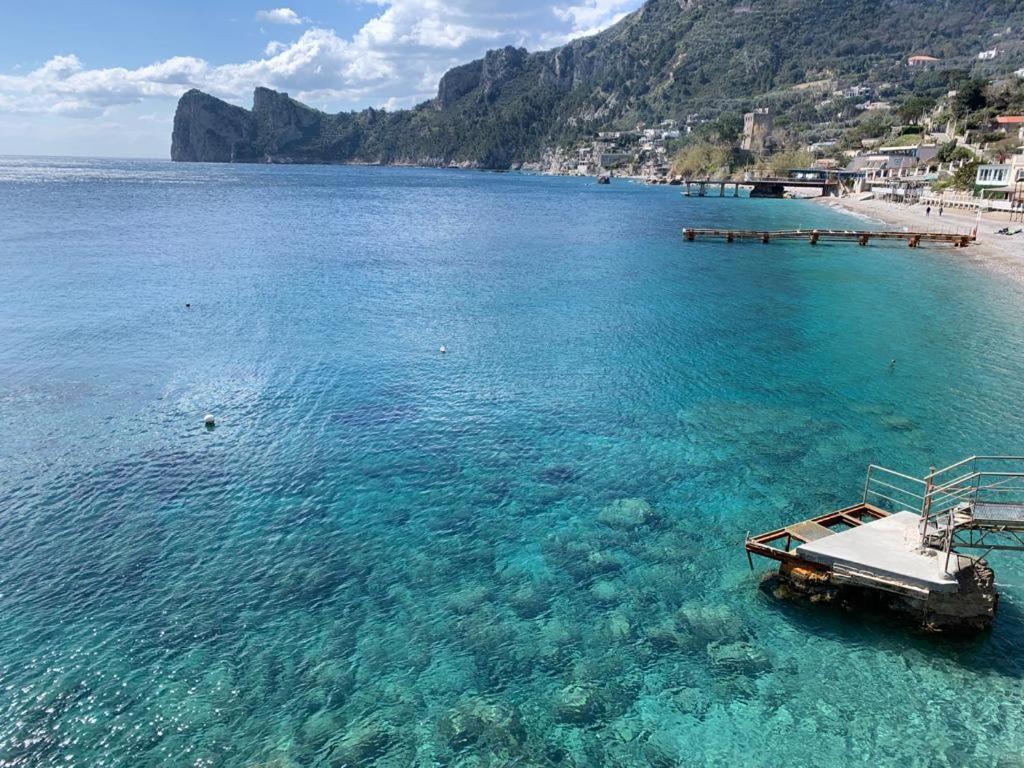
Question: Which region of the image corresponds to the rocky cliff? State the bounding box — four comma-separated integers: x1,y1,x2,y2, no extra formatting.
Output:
171,89,259,162
171,0,1024,167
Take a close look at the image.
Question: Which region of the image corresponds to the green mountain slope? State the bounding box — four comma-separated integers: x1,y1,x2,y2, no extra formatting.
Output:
172,0,1024,167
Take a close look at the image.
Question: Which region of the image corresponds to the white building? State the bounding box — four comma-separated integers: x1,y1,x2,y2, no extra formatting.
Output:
978,49,998,61
975,154,1024,199
976,164,1011,185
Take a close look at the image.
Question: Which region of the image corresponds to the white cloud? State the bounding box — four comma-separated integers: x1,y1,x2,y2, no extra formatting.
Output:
0,0,643,149
553,0,635,32
256,8,305,25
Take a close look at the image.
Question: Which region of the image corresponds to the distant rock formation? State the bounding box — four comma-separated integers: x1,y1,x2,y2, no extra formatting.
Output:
171,89,258,163
171,0,1024,167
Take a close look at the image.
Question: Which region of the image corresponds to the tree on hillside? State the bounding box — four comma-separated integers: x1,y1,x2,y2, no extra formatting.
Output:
766,149,815,176
670,142,732,178
706,112,744,144
897,96,935,125
953,79,987,117
951,159,980,191
937,141,975,163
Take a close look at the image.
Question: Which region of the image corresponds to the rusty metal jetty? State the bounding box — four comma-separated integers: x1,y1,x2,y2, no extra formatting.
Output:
744,458,1024,631
682,228,975,248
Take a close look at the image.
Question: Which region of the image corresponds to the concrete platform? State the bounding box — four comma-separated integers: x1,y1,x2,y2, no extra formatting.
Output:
795,512,969,594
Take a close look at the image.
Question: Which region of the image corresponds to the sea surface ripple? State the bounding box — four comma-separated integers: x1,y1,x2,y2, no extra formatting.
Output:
3,157,1024,767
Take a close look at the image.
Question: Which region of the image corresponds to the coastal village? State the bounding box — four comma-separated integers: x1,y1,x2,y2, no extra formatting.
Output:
541,52,1024,219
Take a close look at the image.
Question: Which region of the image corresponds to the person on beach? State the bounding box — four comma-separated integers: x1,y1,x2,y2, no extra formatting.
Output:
939,206,944,217
926,206,931,216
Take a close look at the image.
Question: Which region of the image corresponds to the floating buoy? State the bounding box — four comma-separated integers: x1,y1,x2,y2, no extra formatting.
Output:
204,414,216,427
439,345,447,354
185,303,191,309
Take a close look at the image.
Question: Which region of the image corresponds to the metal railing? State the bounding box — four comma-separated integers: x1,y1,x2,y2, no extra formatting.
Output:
862,464,928,514
864,457,1024,554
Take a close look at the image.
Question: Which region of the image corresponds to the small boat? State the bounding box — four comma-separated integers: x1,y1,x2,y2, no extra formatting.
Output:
596,174,611,185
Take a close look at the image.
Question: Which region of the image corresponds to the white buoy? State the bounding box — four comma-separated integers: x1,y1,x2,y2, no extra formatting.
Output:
204,414,216,427
439,345,447,354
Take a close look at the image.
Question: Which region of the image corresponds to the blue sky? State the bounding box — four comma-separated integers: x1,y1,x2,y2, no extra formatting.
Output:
0,1,642,157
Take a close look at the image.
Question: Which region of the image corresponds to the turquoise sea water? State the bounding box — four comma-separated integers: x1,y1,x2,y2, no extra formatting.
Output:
3,156,1024,767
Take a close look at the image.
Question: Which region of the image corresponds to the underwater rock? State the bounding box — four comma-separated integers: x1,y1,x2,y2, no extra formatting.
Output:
705,640,771,676
597,498,657,529
538,465,579,484
626,563,694,609
644,727,684,768
247,756,300,768
300,709,343,750
675,603,745,644
553,539,624,583
447,585,492,615
553,683,606,724
537,616,575,669
590,579,622,604
672,686,712,717
585,549,624,575
438,698,526,752
327,718,396,766
542,744,572,765
309,660,356,708
510,585,550,619
605,612,632,642
880,414,916,432
644,617,693,652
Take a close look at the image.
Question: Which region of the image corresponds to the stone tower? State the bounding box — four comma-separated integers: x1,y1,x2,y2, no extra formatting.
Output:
742,108,773,152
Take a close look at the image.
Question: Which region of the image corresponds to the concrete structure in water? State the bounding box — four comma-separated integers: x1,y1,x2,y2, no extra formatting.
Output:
745,457,1024,632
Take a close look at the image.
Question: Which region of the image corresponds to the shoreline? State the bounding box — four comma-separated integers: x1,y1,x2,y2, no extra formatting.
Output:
816,195,1024,271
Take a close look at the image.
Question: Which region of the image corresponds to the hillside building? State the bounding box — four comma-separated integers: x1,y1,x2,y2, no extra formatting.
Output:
975,152,1024,200
995,115,1024,141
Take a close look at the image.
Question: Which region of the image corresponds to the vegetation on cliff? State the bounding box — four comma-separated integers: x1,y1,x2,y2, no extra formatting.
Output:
172,0,1024,167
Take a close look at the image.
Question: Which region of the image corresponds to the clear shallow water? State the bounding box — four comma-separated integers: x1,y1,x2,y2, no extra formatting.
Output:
3,157,1024,768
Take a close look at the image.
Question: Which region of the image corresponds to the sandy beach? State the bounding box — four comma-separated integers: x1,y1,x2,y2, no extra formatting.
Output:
818,196,1024,274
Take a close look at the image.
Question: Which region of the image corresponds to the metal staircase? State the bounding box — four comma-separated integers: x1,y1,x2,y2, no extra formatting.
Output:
863,457,1024,573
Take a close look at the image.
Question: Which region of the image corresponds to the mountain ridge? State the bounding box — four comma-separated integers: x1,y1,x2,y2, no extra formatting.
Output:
171,0,1024,167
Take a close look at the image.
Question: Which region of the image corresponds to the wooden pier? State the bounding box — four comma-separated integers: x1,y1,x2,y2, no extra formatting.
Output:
681,177,840,198
682,228,975,248
682,180,742,198
745,503,890,567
